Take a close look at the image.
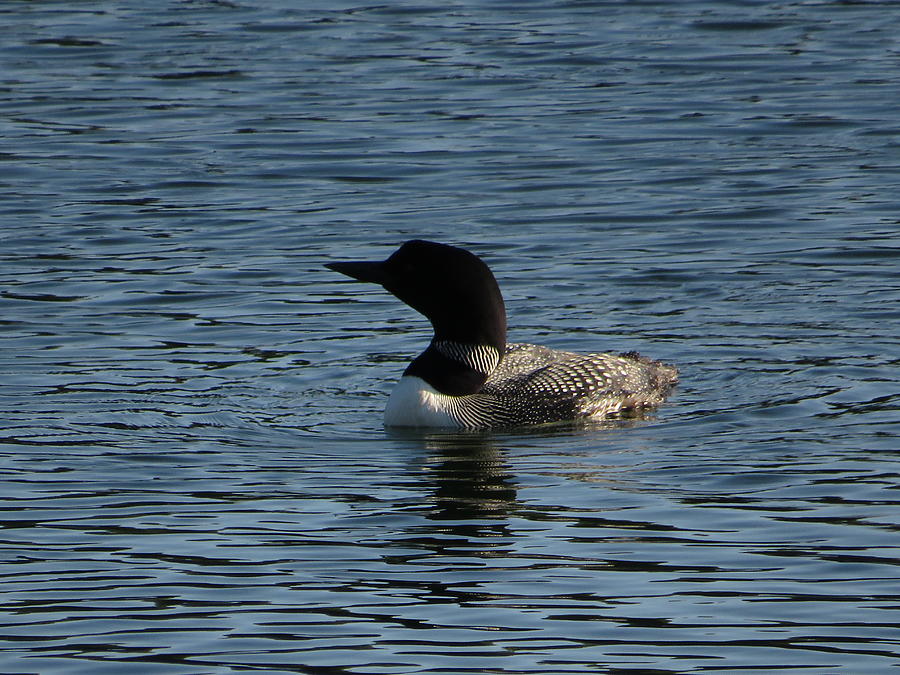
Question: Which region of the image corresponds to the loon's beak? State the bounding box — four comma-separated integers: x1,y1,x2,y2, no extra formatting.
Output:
325,260,388,286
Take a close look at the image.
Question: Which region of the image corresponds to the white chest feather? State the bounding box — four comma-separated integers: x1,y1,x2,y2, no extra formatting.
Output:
384,376,465,428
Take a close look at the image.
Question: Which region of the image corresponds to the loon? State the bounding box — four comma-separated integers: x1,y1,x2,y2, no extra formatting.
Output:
326,240,677,429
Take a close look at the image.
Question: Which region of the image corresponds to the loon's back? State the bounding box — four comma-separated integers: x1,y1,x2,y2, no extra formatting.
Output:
445,343,677,428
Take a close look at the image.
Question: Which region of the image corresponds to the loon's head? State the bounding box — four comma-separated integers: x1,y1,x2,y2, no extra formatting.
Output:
325,239,507,353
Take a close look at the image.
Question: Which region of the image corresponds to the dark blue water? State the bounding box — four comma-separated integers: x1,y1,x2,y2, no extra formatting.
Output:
2,1,899,673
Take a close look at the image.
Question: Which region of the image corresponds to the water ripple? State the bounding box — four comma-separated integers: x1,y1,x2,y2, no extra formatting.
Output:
2,0,900,672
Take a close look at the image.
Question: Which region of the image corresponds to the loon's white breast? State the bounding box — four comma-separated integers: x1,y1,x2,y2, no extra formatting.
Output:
384,375,465,428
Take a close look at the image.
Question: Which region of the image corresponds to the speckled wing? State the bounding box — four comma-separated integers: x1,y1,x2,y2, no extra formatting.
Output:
470,343,677,426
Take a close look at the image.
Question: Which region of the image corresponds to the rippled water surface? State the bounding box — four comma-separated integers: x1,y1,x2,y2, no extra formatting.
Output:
2,1,899,673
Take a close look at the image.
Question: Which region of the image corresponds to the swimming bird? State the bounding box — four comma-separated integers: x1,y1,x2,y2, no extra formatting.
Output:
326,240,677,428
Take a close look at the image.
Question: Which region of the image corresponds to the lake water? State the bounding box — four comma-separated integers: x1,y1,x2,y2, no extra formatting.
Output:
2,1,899,673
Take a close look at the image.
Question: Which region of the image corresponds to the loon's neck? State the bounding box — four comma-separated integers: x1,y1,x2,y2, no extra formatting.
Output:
388,242,508,396
404,339,502,396
403,288,507,396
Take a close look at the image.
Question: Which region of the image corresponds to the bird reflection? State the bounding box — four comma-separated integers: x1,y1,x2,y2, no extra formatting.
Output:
386,416,641,522
387,428,519,521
